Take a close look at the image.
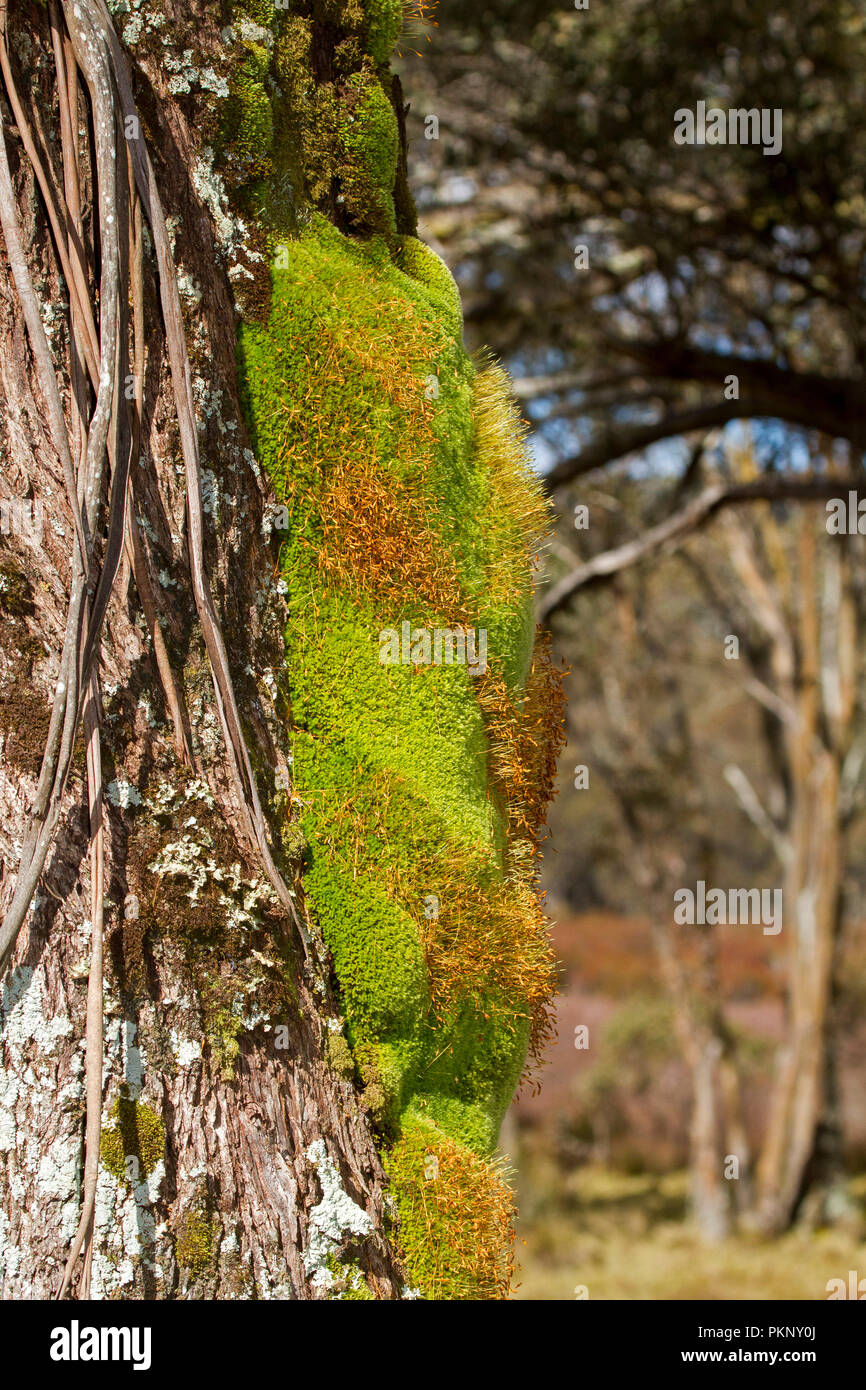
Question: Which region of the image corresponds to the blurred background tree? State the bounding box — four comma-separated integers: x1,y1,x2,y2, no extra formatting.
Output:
402,0,866,485
398,0,866,1290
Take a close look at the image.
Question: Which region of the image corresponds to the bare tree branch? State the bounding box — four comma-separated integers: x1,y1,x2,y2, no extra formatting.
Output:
538,475,865,622
544,399,762,490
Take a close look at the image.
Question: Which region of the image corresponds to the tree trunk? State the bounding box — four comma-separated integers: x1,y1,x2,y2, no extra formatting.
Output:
755,745,845,1231
652,919,734,1241
0,0,406,1300
754,526,855,1232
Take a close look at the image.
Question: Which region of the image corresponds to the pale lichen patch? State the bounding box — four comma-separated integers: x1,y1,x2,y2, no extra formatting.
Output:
303,1138,373,1291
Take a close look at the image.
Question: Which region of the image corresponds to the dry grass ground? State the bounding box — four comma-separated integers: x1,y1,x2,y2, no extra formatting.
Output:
513,1162,866,1301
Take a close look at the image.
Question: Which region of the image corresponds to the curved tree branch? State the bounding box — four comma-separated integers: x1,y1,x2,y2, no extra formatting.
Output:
538,475,865,622
544,399,764,490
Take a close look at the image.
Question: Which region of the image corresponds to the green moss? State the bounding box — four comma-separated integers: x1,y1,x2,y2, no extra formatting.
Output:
237,215,549,1172
270,15,404,239
273,19,337,211
237,0,276,25
348,1039,396,1126
100,1098,166,1185
208,1006,243,1080
232,17,560,1298
386,1120,516,1299
325,1252,376,1299
363,0,403,66
339,64,399,238
398,236,463,337
281,819,306,863
0,560,33,617
219,43,274,186
324,1030,356,1080
175,1209,217,1277
0,566,51,776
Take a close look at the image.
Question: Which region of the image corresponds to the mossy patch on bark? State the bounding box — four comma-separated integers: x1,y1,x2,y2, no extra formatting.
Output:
0,560,54,776
237,212,563,1294
226,0,564,1298
100,1098,166,1185
175,1208,219,1277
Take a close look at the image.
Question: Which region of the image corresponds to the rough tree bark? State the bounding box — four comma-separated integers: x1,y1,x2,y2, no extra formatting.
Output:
0,0,408,1299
